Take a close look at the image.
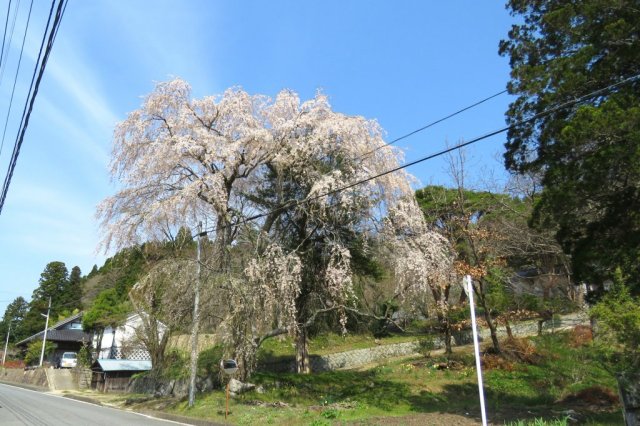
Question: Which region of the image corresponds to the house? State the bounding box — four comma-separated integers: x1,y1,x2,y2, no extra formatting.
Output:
509,267,581,303
90,359,151,392
93,313,166,361
90,313,164,392
16,312,92,365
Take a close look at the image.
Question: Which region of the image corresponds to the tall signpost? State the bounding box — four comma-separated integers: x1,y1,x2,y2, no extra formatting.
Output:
465,275,488,426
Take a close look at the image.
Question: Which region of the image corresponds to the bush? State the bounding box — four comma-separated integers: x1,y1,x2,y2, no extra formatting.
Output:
160,348,189,379
197,344,224,377
24,341,56,366
590,268,640,374
418,337,436,358
77,344,92,367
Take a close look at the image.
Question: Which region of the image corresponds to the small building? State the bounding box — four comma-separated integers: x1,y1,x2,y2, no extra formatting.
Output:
91,359,151,392
16,312,92,365
94,313,166,361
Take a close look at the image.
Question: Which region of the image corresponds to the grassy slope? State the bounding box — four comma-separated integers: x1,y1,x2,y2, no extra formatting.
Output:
165,332,623,425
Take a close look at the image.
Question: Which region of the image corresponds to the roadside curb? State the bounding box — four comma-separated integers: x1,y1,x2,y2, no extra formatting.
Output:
62,393,103,406
136,409,226,425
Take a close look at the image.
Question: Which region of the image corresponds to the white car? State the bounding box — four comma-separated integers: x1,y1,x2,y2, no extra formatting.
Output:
58,352,77,368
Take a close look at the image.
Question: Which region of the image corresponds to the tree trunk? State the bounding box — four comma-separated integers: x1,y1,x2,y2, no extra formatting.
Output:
435,312,452,356
477,287,501,354
444,321,452,355
295,328,310,374
485,312,501,353
617,373,640,426
505,316,514,339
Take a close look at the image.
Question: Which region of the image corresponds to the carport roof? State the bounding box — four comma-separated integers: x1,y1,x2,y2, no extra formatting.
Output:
92,359,152,372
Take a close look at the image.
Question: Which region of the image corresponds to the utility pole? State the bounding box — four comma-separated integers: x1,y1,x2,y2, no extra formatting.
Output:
2,321,11,366
188,222,203,407
39,297,51,368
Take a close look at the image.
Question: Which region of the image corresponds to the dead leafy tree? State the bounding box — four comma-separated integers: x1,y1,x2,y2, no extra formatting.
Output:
129,259,203,373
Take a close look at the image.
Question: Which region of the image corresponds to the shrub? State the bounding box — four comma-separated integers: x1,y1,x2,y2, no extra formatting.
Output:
591,269,640,374
24,341,56,366
77,344,92,367
198,344,224,377
160,348,189,379
418,337,436,358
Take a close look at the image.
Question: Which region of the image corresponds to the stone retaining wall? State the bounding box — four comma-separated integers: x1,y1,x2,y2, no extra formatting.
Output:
259,312,589,373
0,368,48,388
72,368,92,390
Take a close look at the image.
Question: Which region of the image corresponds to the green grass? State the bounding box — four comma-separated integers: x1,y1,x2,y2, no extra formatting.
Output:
505,418,570,426
164,332,622,425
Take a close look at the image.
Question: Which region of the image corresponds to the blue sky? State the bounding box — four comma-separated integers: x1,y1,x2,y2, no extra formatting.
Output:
0,1,514,315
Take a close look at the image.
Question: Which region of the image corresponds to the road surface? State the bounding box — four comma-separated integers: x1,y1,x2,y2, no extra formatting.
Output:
0,383,185,425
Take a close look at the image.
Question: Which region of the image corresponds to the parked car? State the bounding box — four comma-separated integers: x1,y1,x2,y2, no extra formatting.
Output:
57,352,77,368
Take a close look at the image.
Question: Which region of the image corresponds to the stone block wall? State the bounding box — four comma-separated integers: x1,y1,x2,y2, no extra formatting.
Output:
0,367,48,388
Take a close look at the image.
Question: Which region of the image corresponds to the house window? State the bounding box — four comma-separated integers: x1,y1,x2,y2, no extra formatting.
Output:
68,322,83,330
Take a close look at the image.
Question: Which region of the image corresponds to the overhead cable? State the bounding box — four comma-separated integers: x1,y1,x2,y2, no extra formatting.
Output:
0,0,34,158
201,72,640,235
0,0,66,215
358,89,507,161
0,0,21,85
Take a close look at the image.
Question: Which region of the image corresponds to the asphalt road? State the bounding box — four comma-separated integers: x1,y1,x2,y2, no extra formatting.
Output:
0,383,185,425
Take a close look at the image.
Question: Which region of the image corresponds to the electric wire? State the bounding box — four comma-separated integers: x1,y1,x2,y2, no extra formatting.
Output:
0,0,12,72
0,0,66,215
200,72,640,236
358,89,507,161
0,0,34,158
0,0,21,85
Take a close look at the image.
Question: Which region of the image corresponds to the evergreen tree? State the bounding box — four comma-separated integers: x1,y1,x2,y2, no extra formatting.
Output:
64,266,83,310
21,262,70,337
499,0,640,289
0,297,29,342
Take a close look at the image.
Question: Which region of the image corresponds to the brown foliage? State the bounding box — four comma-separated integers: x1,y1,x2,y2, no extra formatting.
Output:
500,337,541,365
3,360,25,369
569,325,593,347
560,386,620,407
481,354,515,371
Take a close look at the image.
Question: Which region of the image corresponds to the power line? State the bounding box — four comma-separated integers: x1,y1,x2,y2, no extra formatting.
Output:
0,0,13,72
0,0,34,158
201,72,640,235
0,0,66,215
358,89,507,161
0,0,21,85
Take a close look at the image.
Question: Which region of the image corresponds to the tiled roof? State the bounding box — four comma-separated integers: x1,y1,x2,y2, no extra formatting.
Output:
17,328,92,346
16,312,87,346
49,312,83,329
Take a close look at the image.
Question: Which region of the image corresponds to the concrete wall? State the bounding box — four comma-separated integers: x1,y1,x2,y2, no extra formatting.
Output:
0,368,48,388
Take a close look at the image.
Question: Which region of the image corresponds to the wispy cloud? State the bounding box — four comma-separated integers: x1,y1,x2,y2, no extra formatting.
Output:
3,180,103,260
44,48,120,133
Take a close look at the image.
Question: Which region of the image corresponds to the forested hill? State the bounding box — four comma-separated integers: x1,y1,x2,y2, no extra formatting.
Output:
0,230,197,345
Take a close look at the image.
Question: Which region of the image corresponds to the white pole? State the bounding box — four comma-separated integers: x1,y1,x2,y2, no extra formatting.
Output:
188,222,202,407
39,297,52,368
466,275,488,426
2,321,11,366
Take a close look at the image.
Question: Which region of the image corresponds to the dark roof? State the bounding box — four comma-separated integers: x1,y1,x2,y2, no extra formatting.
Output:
18,329,91,346
49,312,83,329
16,312,87,346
